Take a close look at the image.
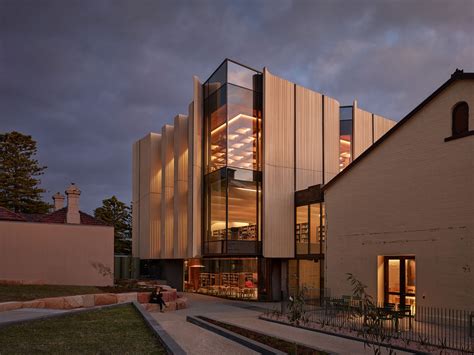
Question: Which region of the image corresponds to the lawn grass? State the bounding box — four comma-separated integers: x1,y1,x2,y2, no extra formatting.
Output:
0,304,166,354
0,284,103,302
0,284,155,303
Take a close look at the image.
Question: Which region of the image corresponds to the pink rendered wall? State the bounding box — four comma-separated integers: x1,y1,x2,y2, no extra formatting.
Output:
0,221,114,286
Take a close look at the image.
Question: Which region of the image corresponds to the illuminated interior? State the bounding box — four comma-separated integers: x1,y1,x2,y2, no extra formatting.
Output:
203,60,262,256
385,256,416,311
184,258,258,300
339,106,353,171
296,202,325,256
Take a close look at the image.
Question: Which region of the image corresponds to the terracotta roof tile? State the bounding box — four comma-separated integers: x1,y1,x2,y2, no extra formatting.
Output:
0,206,27,222
0,206,107,226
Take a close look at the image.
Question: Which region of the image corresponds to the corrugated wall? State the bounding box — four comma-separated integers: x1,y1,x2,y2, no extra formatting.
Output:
295,85,323,190
263,68,295,258
161,125,174,259
324,96,341,183
374,114,397,141
173,114,189,258
353,103,374,159
132,133,162,259
187,76,203,258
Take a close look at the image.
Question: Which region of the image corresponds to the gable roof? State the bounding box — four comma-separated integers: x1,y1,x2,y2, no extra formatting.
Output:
0,206,107,226
323,70,474,191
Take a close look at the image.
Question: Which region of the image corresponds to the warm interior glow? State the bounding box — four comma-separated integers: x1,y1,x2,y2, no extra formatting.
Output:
211,114,257,135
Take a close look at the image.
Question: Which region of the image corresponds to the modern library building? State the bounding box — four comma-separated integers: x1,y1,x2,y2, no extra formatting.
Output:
132,59,473,309
132,58,394,301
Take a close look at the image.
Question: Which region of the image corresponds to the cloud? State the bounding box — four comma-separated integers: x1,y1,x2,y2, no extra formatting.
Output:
1,0,472,212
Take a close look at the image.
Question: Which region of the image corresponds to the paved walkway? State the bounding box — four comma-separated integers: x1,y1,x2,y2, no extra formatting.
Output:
151,293,414,355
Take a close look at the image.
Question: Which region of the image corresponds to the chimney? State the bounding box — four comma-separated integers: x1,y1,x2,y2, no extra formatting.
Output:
52,192,65,211
65,183,81,224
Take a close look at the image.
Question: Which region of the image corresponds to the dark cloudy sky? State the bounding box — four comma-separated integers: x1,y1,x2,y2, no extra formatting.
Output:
1,0,473,213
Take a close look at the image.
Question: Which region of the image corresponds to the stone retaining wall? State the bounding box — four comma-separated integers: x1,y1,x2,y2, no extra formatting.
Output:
0,289,187,313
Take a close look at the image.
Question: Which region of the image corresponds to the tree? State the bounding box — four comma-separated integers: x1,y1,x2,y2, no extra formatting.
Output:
0,131,51,213
94,196,132,255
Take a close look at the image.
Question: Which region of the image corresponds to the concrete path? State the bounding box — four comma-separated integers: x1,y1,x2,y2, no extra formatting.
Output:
151,293,414,355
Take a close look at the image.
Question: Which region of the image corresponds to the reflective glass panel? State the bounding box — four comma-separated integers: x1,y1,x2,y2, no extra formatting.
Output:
227,84,261,170
310,204,321,254
189,258,258,300
205,177,226,247
299,259,321,301
206,86,227,173
340,107,353,171
228,179,257,241
388,259,400,293
227,61,261,92
405,259,416,295
296,206,309,254
205,61,227,98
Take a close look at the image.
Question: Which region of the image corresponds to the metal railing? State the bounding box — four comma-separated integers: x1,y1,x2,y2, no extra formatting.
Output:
279,295,473,352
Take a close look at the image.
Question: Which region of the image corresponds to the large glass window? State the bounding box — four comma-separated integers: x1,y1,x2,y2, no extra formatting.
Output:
288,259,323,304
205,86,227,173
227,84,261,170
340,106,353,171
384,256,416,309
185,258,259,300
204,60,262,174
204,168,261,255
296,202,325,256
227,61,262,92
203,60,262,256
205,61,227,99
205,173,227,254
296,206,309,254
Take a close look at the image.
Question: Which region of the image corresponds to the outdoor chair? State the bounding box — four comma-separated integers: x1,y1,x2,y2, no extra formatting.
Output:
397,304,413,329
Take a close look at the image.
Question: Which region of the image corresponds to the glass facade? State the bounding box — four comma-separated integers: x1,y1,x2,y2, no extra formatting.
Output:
184,258,259,300
203,60,262,256
288,259,324,304
340,106,353,171
295,202,325,256
384,256,416,309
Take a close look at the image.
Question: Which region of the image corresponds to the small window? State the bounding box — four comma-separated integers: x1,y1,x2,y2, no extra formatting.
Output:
452,102,469,136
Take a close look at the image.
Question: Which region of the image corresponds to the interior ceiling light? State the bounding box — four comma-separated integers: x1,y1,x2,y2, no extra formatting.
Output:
228,134,239,140
242,138,253,143
236,128,251,134
232,143,244,148
211,114,256,135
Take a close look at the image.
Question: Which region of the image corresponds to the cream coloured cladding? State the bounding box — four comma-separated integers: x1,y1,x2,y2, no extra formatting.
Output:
174,114,189,258
353,103,374,159
187,76,203,258
263,68,295,258
295,85,323,190
132,133,162,259
374,114,396,142
161,125,175,259
0,221,114,286
132,141,139,257
324,79,474,310
323,96,340,183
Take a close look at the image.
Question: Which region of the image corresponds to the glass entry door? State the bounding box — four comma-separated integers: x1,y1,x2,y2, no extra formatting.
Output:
384,256,416,307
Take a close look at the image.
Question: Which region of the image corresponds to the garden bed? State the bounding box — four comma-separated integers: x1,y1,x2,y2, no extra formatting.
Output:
198,315,328,355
